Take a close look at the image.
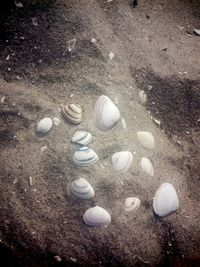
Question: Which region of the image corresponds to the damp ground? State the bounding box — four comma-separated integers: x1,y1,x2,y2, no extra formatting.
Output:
0,0,200,266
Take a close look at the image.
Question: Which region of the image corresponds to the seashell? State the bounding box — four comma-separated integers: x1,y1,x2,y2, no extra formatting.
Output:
137,131,155,149
139,90,147,104
37,117,53,134
124,197,140,212
140,157,154,176
153,183,179,217
67,38,76,52
72,146,98,166
53,117,61,126
71,130,92,146
111,151,133,173
62,104,82,124
194,29,200,36
83,206,111,227
93,95,120,131
71,178,94,199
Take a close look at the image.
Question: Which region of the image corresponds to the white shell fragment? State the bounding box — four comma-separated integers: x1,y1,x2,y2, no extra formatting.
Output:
67,38,76,52
194,29,200,36
153,183,179,217
109,52,115,60
72,146,98,167
151,117,161,126
139,90,147,104
53,117,61,126
54,256,62,262
137,131,155,149
83,206,111,227
93,95,120,131
124,197,140,212
71,178,94,199
15,1,23,8
91,38,97,43
111,151,133,173
141,157,154,176
121,118,127,130
62,104,82,124
1,96,6,103
37,117,53,134
71,130,92,146
40,145,47,153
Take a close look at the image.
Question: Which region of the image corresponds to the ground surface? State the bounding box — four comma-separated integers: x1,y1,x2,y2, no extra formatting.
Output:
0,0,200,266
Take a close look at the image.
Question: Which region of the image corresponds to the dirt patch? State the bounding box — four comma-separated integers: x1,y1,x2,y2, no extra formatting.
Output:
133,69,200,135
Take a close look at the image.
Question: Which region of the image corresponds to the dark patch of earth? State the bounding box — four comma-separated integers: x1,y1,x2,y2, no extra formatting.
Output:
133,69,200,135
133,69,200,201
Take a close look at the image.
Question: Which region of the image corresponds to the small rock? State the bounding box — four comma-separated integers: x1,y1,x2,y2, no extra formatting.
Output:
15,1,23,8
40,146,47,153
54,256,62,262
70,257,77,263
193,29,200,36
37,118,53,134
70,94,74,98
162,47,167,51
67,38,76,52
109,52,115,60
146,14,150,19
0,96,6,103
6,55,10,61
151,117,161,126
121,118,127,130
29,176,33,186
53,117,61,127
147,85,153,90
13,178,18,184
91,38,97,43
139,90,147,104
31,17,38,27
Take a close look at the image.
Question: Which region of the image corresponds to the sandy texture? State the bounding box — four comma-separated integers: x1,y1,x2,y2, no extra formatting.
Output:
0,0,200,266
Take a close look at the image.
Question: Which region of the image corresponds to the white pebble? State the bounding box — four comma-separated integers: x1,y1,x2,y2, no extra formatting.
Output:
121,118,127,130
29,176,33,186
114,96,119,105
67,38,76,52
0,96,5,103
40,146,47,153
139,90,147,104
37,117,53,134
91,38,97,43
53,117,61,127
15,1,23,8
109,52,115,60
194,29,200,36
54,256,62,262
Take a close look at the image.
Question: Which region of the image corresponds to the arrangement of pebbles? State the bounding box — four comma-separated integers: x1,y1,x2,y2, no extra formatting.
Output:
36,95,179,227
